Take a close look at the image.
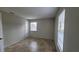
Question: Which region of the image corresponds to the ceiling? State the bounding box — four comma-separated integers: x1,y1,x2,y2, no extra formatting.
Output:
0,7,58,19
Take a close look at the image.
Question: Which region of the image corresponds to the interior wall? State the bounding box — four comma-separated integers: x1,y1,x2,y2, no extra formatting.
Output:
0,12,4,51
1,11,29,48
55,7,79,52
29,18,54,39
63,8,79,52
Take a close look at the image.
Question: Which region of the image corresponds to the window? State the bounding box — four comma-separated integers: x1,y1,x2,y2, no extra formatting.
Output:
57,9,65,52
25,21,29,34
30,22,37,31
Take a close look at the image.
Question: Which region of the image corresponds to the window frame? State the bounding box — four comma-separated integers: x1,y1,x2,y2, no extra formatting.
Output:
30,22,38,31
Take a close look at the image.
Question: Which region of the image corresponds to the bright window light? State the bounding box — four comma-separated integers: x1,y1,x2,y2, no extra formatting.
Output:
30,22,37,31
57,9,65,52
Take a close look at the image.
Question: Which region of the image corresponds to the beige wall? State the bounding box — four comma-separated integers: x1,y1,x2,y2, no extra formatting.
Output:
29,18,54,39
1,11,29,48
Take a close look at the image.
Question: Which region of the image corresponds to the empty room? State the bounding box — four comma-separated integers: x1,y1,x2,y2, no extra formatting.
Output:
0,7,79,52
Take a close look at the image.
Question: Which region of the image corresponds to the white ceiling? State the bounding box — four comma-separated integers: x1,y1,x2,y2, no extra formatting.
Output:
0,7,58,19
